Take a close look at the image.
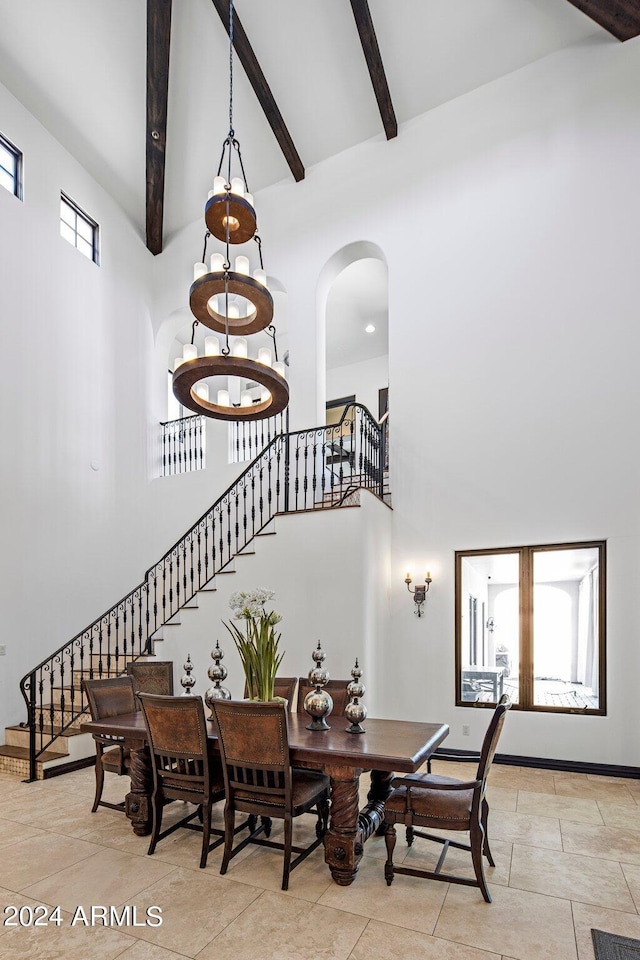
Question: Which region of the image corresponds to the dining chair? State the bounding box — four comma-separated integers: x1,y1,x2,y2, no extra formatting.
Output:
83,676,137,813
425,692,511,772
296,678,350,718
138,693,231,868
211,699,330,890
126,660,174,698
243,676,297,711
383,696,511,902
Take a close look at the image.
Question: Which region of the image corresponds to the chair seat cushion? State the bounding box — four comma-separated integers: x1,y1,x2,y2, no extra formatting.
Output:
385,774,473,828
101,746,130,772
234,769,329,814
161,766,225,797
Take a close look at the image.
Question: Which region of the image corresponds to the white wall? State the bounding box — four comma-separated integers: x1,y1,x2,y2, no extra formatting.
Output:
156,494,391,718
326,354,388,420
156,35,640,765
4,31,640,768
0,81,243,734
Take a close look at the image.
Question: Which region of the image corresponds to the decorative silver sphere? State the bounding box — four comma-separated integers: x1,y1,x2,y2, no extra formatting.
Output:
347,658,365,700
205,640,231,714
345,658,367,734
180,654,196,696
345,698,367,732
304,641,333,731
311,641,326,664
309,665,329,687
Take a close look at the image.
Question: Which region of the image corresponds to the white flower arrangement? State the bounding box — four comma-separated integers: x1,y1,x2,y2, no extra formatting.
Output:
225,588,284,701
229,588,282,625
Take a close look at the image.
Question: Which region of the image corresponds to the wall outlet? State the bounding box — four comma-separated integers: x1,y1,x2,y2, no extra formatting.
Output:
462,724,470,736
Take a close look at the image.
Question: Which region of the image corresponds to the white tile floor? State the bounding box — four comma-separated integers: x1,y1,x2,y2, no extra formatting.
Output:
0,760,638,960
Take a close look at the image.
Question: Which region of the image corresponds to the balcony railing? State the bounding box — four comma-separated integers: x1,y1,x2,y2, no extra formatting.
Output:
160,415,206,476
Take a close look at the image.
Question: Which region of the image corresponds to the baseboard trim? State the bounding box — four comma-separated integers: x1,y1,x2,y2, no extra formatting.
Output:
43,755,95,779
433,748,640,779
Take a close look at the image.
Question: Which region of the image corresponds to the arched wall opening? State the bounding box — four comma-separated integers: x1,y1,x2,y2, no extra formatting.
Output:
317,242,388,427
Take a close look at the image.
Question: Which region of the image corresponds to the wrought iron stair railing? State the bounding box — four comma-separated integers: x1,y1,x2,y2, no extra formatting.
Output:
19,402,388,780
160,414,206,476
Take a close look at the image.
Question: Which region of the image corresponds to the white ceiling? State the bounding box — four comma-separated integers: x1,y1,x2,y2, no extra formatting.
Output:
0,1,605,241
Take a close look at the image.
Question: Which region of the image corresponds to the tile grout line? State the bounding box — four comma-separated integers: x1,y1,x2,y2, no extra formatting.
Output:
345,917,372,960
189,885,268,955
569,899,579,960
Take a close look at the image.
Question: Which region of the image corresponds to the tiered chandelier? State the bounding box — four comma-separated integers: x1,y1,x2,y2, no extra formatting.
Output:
172,0,289,422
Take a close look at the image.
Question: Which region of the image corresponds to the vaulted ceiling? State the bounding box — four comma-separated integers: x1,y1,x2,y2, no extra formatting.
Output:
0,0,636,252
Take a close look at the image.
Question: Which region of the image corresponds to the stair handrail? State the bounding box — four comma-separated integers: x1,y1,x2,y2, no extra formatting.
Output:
18,404,387,779
18,433,283,780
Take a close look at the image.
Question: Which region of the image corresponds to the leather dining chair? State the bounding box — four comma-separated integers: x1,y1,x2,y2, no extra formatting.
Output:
383,697,511,902
243,677,297,711
296,678,350,718
126,660,174,698
138,693,228,868
83,676,137,813
211,699,330,890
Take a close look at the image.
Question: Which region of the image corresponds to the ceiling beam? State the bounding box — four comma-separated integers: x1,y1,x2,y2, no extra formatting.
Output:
146,0,172,255
565,0,640,40
211,0,305,182
349,0,397,140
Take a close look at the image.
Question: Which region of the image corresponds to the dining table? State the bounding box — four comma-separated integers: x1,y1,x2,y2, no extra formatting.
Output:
81,709,449,886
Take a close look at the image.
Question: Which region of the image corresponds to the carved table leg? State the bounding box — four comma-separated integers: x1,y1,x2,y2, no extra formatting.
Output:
124,740,153,836
362,769,394,838
324,764,363,886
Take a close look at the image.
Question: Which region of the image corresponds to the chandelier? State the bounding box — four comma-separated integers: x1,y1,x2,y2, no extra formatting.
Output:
173,0,289,422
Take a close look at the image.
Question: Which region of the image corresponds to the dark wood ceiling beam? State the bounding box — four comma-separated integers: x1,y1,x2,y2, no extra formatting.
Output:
146,0,172,255
565,0,640,40
211,0,304,182
349,0,397,140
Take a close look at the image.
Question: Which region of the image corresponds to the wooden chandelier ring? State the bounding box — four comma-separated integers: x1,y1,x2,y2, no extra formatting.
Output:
205,194,257,244
189,271,274,336
172,356,289,422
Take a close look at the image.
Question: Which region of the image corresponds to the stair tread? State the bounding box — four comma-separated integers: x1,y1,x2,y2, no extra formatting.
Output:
0,744,68,762
5,724,86,738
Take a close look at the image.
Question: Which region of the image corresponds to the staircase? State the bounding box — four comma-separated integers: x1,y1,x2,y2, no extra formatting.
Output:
4,404,389,781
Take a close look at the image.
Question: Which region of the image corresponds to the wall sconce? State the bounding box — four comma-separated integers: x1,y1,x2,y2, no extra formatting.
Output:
405,571,432,617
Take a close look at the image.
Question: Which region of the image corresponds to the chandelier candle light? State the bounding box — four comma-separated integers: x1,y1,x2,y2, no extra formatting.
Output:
172,0,289,423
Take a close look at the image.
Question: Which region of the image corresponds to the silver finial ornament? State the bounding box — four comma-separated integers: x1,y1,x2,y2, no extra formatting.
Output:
205,640,231,716
180,654,196,695
345,657,367,734
304,641,333,731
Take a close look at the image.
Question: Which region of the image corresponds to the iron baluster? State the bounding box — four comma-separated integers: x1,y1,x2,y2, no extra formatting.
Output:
242,482,248,548
25,672,36,782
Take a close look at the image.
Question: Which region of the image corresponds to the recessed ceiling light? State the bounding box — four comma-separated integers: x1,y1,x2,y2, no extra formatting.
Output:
365,324,375,334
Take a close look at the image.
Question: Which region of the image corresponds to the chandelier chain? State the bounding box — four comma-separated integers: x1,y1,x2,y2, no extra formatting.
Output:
228,0,234,137
201,231,211,264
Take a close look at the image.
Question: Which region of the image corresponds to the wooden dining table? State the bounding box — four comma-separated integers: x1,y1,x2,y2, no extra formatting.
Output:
81,710,449,886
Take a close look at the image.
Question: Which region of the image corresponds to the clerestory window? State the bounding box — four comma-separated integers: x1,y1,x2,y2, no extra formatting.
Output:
60,193,99,263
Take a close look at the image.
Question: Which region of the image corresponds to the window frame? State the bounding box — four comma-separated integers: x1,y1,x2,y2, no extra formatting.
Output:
60,192,100,264
454,540,607,715
0,131,23,200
